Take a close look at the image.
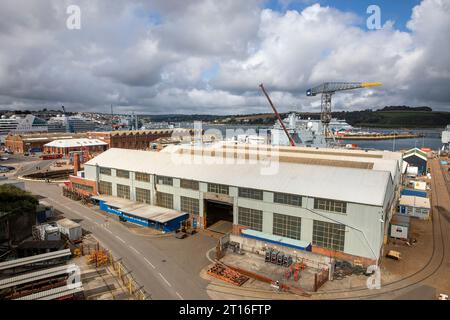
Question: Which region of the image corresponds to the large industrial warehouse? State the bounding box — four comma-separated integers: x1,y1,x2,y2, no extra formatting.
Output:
69,145,402,265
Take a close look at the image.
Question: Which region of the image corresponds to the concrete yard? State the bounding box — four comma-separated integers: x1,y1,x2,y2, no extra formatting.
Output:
219,251,319,292
73,256,132,300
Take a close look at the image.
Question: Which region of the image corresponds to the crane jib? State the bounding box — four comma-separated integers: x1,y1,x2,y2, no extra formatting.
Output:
306,81,382,95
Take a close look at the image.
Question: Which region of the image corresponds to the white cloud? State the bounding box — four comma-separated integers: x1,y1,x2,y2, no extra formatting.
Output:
0,0,448,114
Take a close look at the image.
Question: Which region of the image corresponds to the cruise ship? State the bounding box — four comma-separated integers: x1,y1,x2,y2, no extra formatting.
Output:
0,115,48,143
47,114,97,133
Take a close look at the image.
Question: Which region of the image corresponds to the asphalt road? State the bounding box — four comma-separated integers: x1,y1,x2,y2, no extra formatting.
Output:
2,154,55,177
24,181,214,300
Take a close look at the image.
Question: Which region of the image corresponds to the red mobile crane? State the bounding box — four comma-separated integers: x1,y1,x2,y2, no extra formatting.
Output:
259,83,296,147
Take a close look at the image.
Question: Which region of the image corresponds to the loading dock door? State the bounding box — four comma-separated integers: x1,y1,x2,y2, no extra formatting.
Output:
204,199,233,230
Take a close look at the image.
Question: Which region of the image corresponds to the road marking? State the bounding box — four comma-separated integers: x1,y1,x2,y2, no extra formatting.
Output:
175,292,184,300
206,247,216,263
158,273,171,287
105,229,112,234
144,258,156,269
115,235,126,243
129,246,140,255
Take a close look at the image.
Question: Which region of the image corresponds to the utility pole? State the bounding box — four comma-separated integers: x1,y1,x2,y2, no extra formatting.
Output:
392,131,396,152
110,104,114,131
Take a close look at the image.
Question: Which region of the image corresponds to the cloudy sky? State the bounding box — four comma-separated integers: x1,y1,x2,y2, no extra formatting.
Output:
0,0,449,114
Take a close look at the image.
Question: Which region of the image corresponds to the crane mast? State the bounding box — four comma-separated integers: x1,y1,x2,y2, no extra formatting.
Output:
306,82,382,140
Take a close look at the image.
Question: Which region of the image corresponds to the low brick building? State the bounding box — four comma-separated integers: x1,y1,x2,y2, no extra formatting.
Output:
44,138,108,162
87,129,197,150
5,132,86,154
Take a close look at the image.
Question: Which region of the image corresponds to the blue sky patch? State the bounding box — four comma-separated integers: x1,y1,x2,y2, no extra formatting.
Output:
264,0,423,31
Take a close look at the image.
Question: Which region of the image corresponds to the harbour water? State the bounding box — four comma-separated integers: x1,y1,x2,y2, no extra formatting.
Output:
201,124,444,151
339,128,443,151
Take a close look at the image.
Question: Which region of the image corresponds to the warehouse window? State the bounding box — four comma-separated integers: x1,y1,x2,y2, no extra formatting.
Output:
180,196,199,215
99,167,111,175
274,192,302,207
73,183,93,193
312,220,345,251
116,169,130,179
238,207,262,232
238,188,263,200
156,192,173,209
117,184,130,199
314,198,347,214
273,213,301,240
135,187,151,204
180,179,199,190
98,181,112,195
208,183,229,195
135,172,150,183
156,175,173,186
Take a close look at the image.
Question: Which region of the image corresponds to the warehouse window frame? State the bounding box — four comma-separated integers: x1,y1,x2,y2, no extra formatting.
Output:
273,213,302,240
180,196,200,215
116,169,130,179
117,183,131,200
180,179,199,190
156,191,174,209
238,187,263,200
135,172,150,183
314,197,347,214
208,183,229,195
312,219,346,252
99,167,111,176
274,192,302,207
156,175,173,186
98,180,112,195
238,207,263,232
135,187,151,204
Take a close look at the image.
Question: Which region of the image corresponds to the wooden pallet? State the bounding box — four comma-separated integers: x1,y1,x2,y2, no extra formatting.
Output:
207,263,249,286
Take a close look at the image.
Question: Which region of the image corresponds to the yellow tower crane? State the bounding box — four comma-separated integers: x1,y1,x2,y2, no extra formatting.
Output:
306,82,382,140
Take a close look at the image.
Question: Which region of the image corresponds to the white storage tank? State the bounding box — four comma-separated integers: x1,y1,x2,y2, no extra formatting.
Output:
56,218,82,242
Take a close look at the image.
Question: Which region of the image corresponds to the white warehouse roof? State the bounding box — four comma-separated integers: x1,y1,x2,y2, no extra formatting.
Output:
163,144,401,182
44,138,108,148
85,148,392,207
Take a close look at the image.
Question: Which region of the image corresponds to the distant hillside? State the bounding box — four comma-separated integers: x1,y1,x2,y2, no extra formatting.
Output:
142,109,449,128
333,106,450,128
377,106,432,112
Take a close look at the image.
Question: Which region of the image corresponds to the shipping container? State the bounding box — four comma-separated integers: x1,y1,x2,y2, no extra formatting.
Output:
390,215,410,240
401,189,427,198
56,218,82,242
45,225,61,241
